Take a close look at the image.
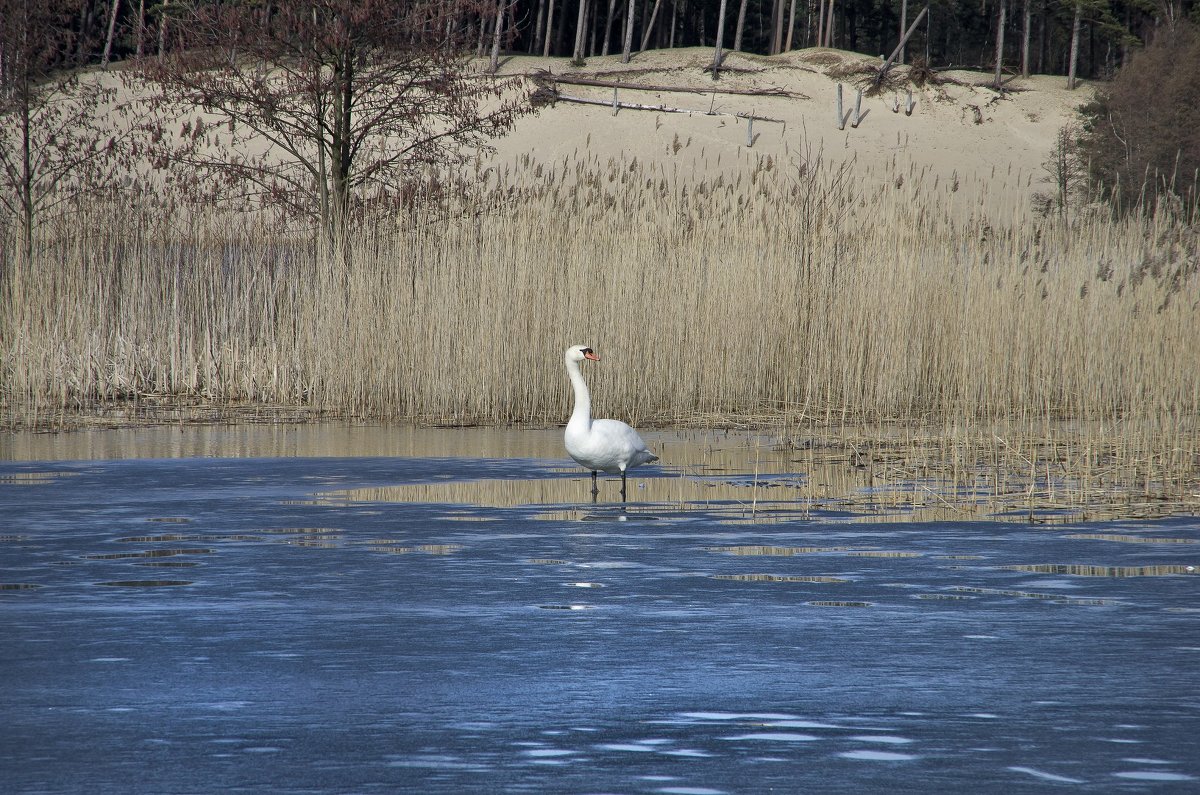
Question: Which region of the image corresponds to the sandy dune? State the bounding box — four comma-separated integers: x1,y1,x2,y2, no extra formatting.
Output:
489,47,1093,212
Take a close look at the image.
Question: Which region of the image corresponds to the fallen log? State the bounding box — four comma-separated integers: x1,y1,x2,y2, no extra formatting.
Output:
542,72,800,98
554,91,785,123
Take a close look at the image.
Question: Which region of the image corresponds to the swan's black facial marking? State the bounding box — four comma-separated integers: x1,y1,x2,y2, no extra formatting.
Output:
582,347,600,361
581,348,593,355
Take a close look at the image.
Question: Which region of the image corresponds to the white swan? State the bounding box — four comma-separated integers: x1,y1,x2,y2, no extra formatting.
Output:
564,345,658,502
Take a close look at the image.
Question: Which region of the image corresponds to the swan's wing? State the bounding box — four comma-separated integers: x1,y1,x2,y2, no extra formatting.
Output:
592,418,657,462
591,418,647,446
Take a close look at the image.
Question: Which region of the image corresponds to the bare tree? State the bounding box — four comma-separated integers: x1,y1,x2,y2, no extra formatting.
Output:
1082,21,1200,210
136,0,532,242
1035,122,1087,222
0,0,143,265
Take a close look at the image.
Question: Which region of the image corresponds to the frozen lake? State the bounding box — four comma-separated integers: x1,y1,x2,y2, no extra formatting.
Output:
2,424,1198,792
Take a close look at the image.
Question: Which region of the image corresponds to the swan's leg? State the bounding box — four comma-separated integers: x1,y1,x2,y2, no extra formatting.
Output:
620,470,627,502
590,470,599,502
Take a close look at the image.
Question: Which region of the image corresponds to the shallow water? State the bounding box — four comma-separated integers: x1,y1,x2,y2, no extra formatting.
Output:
2,424,1198,793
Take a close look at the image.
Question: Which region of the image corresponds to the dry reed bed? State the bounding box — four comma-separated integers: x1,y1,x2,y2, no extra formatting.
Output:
2,154,1198,499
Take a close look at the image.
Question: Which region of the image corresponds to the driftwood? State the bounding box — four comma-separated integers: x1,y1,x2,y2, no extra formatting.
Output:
554,91,784,123
542,72,799,98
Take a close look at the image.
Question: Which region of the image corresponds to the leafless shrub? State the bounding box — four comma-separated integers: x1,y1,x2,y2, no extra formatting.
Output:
1081,21,1200,215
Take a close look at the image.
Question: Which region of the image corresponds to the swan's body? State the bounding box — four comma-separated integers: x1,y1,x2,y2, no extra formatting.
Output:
564,345,658,501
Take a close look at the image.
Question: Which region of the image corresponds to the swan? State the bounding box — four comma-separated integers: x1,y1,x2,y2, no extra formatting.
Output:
564,345,658,502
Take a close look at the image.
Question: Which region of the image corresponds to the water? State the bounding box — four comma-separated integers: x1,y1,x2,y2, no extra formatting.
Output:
2,424,1198,792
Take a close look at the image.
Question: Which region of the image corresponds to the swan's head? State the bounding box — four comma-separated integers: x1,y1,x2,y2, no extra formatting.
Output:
566,345,600,364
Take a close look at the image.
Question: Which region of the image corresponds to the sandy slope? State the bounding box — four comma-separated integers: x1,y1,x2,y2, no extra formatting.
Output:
489,47,1094,213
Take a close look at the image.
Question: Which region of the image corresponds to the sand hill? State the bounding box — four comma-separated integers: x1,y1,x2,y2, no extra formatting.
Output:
488,47,1093,214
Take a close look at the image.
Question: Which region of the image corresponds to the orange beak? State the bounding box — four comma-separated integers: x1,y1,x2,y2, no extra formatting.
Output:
584,350,600,361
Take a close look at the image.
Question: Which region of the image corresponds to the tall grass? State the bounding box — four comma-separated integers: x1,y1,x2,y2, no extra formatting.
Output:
3,153,1198,497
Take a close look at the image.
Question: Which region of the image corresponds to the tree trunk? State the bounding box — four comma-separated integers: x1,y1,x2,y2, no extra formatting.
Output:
785,0,797,50
1067,1,1080,89
135,0,145,58
711,0,728,75
621,0,635,63
899,0,907,64
734,0,749,50
20,74,33,264
554,0,569,53
993,0,1005,87
825,0,836,47
533,0,547,53
490,0,506,72
589,1,599,54
77,0,95,62
102,0,121,68
573,0,588,60
773,0,786,54
639,0,664,51
602,0,618,54
157,0,171,60
543,0,556,56
1021,0,1030,76
329,49,354,240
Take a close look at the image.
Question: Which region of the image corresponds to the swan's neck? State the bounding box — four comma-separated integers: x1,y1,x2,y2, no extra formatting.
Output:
566,358,592,431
